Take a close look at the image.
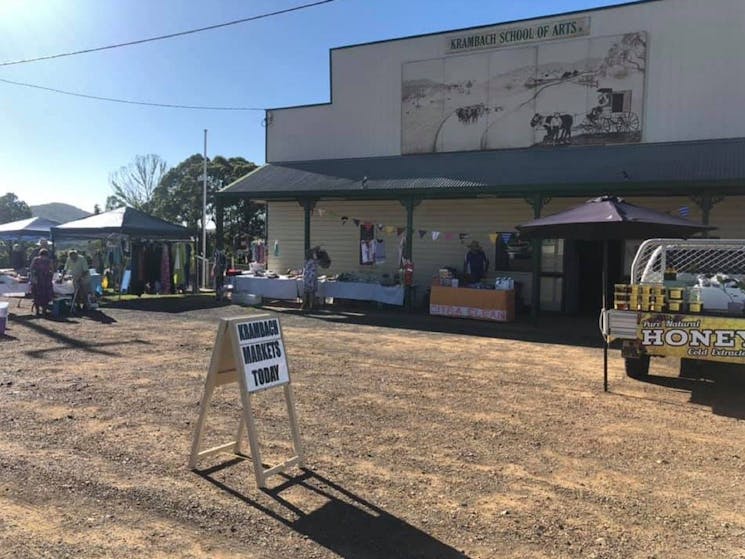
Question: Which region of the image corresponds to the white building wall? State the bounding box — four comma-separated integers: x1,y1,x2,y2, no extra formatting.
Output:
267,0,745,162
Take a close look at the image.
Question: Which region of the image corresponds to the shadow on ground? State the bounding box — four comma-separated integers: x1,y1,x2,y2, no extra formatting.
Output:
195,461,468,559
101,294,231,314
11,313,150,358
634,359,745,420
262,300,604,349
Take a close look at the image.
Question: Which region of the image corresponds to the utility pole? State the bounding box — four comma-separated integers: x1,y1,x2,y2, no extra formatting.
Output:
202,129,208,290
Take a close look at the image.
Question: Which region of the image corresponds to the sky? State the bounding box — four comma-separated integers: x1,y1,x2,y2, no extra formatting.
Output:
0,0,635,213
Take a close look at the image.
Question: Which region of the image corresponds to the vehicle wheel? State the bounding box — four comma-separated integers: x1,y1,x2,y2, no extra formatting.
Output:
625,355,650,378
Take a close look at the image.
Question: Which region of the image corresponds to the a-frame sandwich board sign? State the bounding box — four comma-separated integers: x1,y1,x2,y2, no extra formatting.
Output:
189,315,304,488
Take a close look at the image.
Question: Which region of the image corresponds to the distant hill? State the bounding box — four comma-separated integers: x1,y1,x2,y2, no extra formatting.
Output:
31,203,90,224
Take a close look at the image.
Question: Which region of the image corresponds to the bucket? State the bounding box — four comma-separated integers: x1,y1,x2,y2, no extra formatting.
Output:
0,302,8,335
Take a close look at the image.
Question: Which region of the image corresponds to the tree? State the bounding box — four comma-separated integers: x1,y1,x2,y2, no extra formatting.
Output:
152,154,260,254
105,195,124,211
108,154,167,214
93,204,101,215
0,192,32,224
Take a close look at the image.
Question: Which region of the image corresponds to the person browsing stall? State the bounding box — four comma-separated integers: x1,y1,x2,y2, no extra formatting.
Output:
463,240,489,284
30,248,54,316
64,250,90,310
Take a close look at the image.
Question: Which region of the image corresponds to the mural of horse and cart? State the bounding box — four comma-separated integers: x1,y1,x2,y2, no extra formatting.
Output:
530,87,642,146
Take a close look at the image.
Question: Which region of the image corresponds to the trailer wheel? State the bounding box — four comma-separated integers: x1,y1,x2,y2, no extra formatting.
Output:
625,355,650,378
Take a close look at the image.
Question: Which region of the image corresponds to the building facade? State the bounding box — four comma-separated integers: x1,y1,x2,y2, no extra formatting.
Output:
220,0,745,314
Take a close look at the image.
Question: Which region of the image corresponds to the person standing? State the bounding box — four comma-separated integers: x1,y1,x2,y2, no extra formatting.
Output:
65,250,90,310
464,240,489,284
30,248,54,316
211,248,227,301
302,248,318,311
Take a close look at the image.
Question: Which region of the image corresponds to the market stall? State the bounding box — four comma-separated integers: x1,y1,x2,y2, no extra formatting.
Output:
318,279,404,306
430,284,515,322
51,207,193,297
230,274,406,306
231,275,302,300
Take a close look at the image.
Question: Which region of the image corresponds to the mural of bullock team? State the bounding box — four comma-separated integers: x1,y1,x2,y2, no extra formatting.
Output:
401,31,646,153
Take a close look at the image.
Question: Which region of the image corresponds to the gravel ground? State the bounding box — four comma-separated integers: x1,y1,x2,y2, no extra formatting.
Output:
1,295,744,559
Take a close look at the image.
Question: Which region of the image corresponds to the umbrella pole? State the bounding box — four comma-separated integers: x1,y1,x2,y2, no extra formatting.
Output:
603,239,609,392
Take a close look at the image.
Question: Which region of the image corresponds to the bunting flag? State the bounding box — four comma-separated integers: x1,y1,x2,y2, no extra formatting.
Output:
418,229,427,239
458,233,470,243
444,232,455,241
489,233,498,244
396,227,406,237
431,231,441,241
318,208,326,217
501,232,513,245
341,216,348,225
384,225,396,235
376,223,384,231
353,218,360,227
679,206,689,218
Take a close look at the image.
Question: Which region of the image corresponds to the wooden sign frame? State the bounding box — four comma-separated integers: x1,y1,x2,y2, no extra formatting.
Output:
189,315,304,488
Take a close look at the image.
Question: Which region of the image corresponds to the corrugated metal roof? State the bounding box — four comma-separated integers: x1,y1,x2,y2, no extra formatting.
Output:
220,138,745,200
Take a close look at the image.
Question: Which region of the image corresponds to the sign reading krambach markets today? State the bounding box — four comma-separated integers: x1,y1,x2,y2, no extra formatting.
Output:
235,317,289,392
638,313,745,365
446,17,590,53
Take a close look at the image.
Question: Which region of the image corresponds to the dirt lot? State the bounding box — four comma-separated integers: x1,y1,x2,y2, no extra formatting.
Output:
1,295,744,559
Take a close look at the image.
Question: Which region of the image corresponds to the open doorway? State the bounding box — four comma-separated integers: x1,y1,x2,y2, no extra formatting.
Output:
572,240,624,315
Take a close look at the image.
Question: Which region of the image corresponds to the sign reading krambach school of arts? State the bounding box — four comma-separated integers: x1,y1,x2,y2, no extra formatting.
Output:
235,317,289,392
446,17,590,53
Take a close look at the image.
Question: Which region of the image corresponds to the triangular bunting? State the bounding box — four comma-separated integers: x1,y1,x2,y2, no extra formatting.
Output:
418,229,427,239
341,216,348,225
444,232,455,241
501,232,513,244
396,227,406,237
489,233,498,244
353,219,360,227
431,231,441,241
384,226,396,235
376,223,384,231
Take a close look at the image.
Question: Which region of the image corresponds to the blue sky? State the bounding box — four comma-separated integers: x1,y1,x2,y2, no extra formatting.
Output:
1,0,633,212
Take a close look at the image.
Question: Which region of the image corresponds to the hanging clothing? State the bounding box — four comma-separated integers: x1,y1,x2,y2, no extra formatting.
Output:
160,243,171,294
374,239,386,264
184,243,192,289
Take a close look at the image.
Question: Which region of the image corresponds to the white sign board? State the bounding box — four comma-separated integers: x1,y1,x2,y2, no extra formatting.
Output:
235,317,289,392
190,315,304,488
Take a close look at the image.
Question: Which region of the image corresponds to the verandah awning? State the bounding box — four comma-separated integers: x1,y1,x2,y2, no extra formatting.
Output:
219,138,745,200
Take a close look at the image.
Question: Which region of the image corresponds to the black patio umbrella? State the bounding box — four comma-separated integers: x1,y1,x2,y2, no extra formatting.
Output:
517,196,714,391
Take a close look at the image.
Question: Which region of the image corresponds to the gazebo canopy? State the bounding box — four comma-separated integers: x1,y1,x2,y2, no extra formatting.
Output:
51,207,192,241
0,217,60,241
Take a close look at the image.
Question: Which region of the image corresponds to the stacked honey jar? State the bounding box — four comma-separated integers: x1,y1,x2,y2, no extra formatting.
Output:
613,284,703,313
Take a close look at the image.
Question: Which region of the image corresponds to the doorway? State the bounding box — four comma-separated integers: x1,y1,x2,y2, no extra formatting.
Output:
572,240,623,316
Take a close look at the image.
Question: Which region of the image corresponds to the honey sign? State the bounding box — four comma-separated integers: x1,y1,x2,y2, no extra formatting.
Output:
638,313,745,364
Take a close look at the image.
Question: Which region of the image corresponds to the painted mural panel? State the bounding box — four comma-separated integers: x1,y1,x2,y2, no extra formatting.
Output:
401,32,647,153
401,58,445,154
